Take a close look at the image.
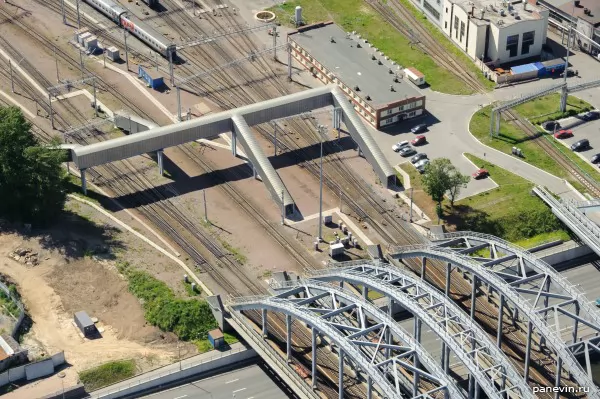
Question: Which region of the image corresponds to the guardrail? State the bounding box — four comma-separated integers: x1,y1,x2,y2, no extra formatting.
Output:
228,311,320,399
88,346,253,399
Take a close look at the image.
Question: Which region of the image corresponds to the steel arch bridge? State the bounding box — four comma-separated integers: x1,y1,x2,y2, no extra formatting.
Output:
307,262,531,399
229,279,459,399
388,241,600,398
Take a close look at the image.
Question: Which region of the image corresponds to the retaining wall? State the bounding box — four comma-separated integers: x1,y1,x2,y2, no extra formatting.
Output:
89,347,257,399
0,352,66,388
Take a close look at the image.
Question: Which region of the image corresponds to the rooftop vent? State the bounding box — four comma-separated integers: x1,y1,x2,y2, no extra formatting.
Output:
378,60,383,65
514,10,520,19
372,54,377,60
480,9,485,19
393,75,399,82
390,85,395,92
354,85,360,91
500,8,506,16
574,0,581,7
366,94,372,101
330,36,335,43
389,68,394,74
498,19,505,25
357,43,362,48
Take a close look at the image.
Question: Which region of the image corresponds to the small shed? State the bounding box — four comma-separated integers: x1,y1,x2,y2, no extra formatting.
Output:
138,65,164,90
510,63,540,81
74,28,89,44
83,35,98,52
208,329,225,349
404,67,426,86
540,58,566,75
74,311,97,338
78,32,91,46
106,47,120,62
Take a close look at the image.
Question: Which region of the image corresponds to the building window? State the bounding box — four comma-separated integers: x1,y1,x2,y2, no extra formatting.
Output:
460,22,465,42
409,111,416,117
506,34,519,57
386,109,393,115
521,31,535,55
454,16,459,39
423,0,441,20
446,6,448,13
445,21,448,29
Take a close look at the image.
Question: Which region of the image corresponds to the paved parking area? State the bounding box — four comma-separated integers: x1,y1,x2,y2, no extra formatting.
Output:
369,115,498,200
552,119,600,167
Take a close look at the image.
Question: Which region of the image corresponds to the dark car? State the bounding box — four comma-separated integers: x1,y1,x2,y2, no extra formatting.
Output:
410,123,427,133
591,153,600,164
571,139,590,152
582,111,600,121
410,153,428,164
542,121,561,131
399,146,417,157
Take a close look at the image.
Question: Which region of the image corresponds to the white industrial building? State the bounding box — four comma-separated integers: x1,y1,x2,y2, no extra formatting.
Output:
434,0,550,65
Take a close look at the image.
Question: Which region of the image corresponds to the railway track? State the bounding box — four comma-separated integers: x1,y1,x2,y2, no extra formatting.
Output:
505,108,600,197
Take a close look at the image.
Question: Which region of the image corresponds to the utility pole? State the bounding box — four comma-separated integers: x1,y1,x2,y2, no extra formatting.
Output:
339,188,343,214
409,187,414,222
76,0,81,28
203,190,208,223
317,124,325,242
61,0,67,24
92,79,98,116
49,92,54,129
54,46,60,82
563,0,576,85
176,87,182,121
124,30,129,71
8,59,14,93
103,50,106,68
272,26,277,60
281,190,285,225
79,50,84,79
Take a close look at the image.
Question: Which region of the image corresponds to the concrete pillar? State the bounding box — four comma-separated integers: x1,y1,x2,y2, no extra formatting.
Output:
497,295,504,348
573,302,580,344
367,375,372,399
524,320,533,383
362,285,368,299
388,297,393,318
443,344,450,373
470,275,477,320
157,150,164,176
231,131,237,157
312,327,318,388
468,375,475,398
81,169,87,195
421,257,427,280
338,348,344,399
286,314,292,363
413,354,420,397
560,85,568,113
262,309,268,338
287,44,292,79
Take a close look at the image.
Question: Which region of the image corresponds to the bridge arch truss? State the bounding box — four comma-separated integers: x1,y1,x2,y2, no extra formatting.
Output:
389,243,600,397
307,262,531,399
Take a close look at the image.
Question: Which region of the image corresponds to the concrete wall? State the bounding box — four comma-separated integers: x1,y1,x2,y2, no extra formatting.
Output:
42,384,87,399
25,358,54,381
488,15,548,64
467,21,488,60
0,352,66,388
539,244,594,266
446,4,470,51
90,348,257,399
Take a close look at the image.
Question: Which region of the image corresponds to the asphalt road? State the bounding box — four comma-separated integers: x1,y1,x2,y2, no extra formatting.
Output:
141,364,290,399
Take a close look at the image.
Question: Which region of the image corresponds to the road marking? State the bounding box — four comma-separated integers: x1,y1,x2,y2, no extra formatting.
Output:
225,379,239,384
247,397,255,399
173,395,188,399
232,388,247,393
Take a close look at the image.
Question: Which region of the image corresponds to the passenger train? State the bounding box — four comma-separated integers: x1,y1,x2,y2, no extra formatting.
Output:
83,0,176,59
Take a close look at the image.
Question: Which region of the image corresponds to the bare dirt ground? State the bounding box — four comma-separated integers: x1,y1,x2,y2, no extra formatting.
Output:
0,199,200,395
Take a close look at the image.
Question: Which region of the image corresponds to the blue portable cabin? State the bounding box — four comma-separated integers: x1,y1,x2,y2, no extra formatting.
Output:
540,59,566,75
208,329,225,349
510,63,541,81
138,65,164,90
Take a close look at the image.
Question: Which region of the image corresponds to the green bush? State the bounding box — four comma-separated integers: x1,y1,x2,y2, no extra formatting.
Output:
124,268,217,341
79,360,136,391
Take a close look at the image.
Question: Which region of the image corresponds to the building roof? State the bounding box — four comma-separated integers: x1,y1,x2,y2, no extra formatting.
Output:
449,0,547,27
208,329,224,339
288,22,423,109
560,1,600,26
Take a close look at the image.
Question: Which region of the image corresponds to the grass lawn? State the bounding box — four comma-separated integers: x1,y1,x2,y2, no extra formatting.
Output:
79,359,136,391
470,96,600,195
514,93,593,124
269,0,488,94
403,155,570,245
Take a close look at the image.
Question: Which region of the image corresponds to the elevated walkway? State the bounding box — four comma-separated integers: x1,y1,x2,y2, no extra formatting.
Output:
69,85,394,216
534,186,600,256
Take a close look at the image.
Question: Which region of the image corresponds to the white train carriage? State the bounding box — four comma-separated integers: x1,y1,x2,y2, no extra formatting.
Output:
83,0,126,22
120,14,176,59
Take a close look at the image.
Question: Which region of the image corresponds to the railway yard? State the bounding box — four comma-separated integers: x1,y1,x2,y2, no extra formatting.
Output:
1,0,600,398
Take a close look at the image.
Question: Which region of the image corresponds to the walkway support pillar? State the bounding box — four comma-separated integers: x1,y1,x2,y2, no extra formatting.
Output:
157,149,164,176
445,263,451,297
286,314,292,363
312,327,318,389
81,169,87,195
497,295,504,348
524,320,533,383
261,309,268,338
470,275,477,319
338,348,344,399
231,130,237,157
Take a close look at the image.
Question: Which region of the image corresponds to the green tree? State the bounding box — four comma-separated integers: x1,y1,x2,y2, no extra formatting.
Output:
0,106,68,225
422,158,469,212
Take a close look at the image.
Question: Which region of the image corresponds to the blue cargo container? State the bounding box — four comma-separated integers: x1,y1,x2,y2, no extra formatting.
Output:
138,65,164,90
541,59,566,75
510,63,540,81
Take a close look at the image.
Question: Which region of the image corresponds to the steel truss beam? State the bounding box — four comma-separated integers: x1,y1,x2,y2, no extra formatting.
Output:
270,279,460,398
228,296,399,399
307,262,531,399
388,244,599,396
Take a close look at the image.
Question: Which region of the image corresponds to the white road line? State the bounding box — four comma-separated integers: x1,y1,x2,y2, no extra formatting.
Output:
232,388,247,394
173,395,188,399
225,378,239,384
247,397,255,399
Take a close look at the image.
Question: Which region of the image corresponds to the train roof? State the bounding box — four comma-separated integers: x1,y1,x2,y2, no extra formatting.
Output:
92,0,128,15
123,14,174,49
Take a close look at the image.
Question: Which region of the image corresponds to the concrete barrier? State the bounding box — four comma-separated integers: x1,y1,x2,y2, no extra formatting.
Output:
43,384,87,399
89,347,257,399
539,243,595,267
0,352,66,388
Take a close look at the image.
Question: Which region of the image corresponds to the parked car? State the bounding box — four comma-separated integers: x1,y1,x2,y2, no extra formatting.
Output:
399,146,417,157
415,159,430,174
410,153,428,164
472,169,489,179
571,139,590,152
554,129,573,139
582,111,600,121
411,135,427,146
392,140,410,152
410,123,427,133
542,121,560,131
591,154,600,164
